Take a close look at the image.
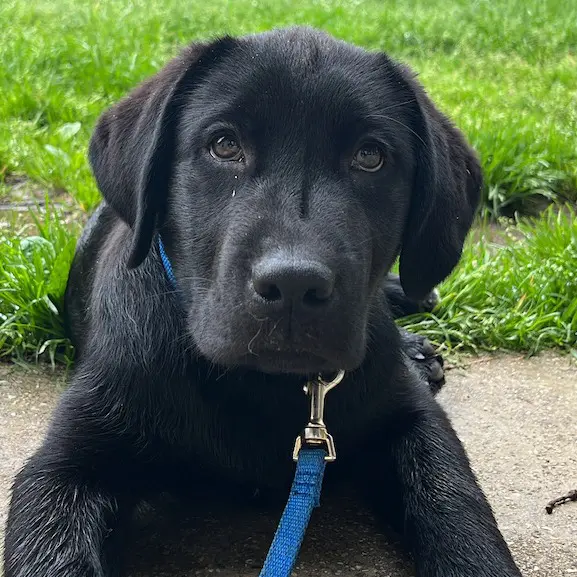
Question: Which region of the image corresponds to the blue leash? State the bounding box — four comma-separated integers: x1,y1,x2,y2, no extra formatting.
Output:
157,235,335,577
259,448,327,577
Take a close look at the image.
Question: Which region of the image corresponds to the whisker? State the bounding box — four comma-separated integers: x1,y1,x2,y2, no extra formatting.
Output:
215,366,233,381
368,114,428,149
268,316,284,337
247,324,263,356
378,98,417,113
173,275,213,284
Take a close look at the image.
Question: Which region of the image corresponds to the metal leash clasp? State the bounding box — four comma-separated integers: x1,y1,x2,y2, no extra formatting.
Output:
292,369,345,462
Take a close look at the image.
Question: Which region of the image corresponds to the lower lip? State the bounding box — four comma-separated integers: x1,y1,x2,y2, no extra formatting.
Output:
242,351,334,375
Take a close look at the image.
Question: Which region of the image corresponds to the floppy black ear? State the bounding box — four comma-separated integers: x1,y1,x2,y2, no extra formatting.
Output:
395,65,483,301
88,38,235,268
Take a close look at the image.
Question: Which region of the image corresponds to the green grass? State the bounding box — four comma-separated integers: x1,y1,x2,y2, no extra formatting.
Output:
1,0,576,214
399,206,577,354
0,206,79,365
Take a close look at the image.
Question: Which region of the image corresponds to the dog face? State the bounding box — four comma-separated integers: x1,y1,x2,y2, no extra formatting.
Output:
89,27,481,375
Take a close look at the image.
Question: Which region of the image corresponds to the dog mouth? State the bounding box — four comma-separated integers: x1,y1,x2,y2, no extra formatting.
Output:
189,284,368,376
238,349,342,375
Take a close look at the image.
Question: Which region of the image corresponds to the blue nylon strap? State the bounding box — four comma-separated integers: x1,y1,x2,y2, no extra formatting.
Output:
158,235,177,289
259,448,328,577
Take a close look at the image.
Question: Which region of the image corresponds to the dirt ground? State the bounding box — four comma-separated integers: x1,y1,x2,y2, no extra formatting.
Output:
1,353,576,576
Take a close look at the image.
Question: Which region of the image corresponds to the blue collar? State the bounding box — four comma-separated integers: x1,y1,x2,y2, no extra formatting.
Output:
157,235,177,289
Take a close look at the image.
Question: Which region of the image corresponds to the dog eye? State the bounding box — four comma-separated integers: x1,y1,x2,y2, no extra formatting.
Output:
209,134,243,161
351,143,385,172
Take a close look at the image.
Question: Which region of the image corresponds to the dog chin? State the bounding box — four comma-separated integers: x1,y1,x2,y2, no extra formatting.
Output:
241,351,341,376
207,347,360,376
191,324,366,376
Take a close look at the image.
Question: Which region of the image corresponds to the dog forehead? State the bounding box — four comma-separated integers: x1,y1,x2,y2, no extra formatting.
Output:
245,26,362,67
188,28,399,126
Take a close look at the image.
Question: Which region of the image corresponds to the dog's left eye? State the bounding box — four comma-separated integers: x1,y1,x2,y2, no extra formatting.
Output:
351,143,386,172
209,134,243,161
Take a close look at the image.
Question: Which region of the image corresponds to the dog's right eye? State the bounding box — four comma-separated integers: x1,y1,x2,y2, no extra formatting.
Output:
351,142,386,172
209,134,244,162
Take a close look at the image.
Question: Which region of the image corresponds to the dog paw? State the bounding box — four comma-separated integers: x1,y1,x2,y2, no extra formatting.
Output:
400,330,445,394
384,274,440,319
419,288,440,313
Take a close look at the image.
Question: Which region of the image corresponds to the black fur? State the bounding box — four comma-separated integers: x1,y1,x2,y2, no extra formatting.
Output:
4,27,521,577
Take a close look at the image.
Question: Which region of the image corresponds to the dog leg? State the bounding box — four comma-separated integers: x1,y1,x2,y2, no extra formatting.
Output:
398,328,445,394
4,451,132,577
360,399,522,577
383,273,445,393
384,273,439,319
3,384,136,577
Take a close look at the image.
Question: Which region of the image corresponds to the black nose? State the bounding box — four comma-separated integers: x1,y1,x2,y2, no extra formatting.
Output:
252,253,335,309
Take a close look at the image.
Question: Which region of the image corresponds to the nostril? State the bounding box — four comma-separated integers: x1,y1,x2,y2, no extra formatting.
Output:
251,254,335,309
254,281,282,302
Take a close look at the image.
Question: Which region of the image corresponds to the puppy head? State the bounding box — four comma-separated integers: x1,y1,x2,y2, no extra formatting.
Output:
89,27,481,375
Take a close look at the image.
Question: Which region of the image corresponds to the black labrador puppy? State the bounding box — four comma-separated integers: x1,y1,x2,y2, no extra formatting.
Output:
4,27,522,577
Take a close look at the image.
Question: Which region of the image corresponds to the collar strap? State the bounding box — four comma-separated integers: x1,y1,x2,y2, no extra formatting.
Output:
157,235,177,289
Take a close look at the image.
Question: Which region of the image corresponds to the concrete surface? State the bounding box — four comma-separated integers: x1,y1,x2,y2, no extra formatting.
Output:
1,353,576,576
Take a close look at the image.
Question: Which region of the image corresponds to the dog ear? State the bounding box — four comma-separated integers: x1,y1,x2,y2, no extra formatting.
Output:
394,65,482,301
88,38,235,268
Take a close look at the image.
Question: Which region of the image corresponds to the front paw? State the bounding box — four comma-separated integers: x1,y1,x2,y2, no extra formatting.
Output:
400,331,445,394
418,288,440,313
383,273,440,319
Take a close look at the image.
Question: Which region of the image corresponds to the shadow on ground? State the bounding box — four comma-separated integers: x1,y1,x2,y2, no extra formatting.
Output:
127,491,409,577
